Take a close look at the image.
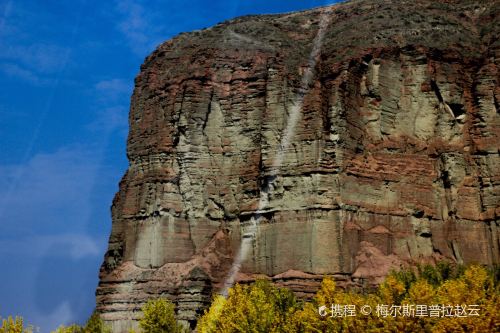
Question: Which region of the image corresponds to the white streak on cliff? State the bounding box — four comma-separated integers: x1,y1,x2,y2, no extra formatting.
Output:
221,6,333,296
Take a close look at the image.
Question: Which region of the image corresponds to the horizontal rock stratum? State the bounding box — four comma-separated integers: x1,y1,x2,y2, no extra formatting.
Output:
96,0,500,331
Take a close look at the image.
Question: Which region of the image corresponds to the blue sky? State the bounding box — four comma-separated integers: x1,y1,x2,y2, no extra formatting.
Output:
0,0,339,331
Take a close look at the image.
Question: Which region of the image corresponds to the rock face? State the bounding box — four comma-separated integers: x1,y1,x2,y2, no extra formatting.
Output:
96,0,500,331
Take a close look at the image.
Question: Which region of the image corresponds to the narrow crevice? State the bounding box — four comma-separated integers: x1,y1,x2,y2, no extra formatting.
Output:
430,80,443,103
257,151,264,177
449,240,457,260
438,156,454,218
173,125,186,147
202,90,214,133
209,197,226,211
260,174,277,194
173,85,188,148
440,170,452,189
450,240,463,264
494,93,499,115
362,54,373,66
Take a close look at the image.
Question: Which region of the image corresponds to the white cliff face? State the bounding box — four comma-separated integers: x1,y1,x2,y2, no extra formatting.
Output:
97,0,500,331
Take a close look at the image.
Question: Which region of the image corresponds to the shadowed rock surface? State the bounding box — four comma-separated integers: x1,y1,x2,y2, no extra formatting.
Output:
96,0,500,330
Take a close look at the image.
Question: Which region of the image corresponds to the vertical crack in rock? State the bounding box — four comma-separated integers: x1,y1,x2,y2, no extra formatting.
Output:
431,79,444,103
494,93,500,115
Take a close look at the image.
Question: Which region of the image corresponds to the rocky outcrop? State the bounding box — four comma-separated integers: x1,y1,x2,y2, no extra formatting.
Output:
96,0,500,331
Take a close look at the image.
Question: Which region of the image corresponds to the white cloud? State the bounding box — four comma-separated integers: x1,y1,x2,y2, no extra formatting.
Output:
0,2,71,84
0,143,121,332
92,79,131,134
0,233,103,260
95,78,132,101
0,43,70,77
0,146,106,237
87,105,129,133
115,0,163,55
0,62,50,85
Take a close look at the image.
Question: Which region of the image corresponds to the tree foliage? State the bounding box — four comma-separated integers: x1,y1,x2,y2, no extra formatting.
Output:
197,279,301,333
83,311,111,333
138,298,185,333
0,316,33,333
198,263,500,333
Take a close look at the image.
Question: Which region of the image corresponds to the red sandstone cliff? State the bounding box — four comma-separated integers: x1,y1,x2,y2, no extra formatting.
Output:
96,0,500,330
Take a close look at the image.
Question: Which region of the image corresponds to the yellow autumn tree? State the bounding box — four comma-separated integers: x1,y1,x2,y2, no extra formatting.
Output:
290,277,400,333
197,279,300,333
0,316,33,333
197,295,227,333
138,298,185,333
397,278,437,332
432,264,499,333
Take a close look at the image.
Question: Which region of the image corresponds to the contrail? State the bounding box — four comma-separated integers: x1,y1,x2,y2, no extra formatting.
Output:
221,6,333,297
0,1,83,221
